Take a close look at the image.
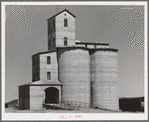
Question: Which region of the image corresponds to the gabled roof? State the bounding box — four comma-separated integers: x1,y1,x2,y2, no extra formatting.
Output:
47,9,76,20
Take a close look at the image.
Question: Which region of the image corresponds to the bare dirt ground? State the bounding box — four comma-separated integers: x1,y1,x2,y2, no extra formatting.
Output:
5,107,120,113
5,107,144,113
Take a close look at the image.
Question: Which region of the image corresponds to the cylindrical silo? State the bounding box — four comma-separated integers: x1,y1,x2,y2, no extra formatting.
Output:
57,47,90,104
90,48,119,111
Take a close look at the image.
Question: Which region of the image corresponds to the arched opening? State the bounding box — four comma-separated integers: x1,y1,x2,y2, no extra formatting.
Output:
47,72,51,80
64,19,68,27
45,87,59,104
47,56,51,64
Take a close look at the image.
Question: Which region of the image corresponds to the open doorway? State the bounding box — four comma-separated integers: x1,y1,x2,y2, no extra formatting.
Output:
45,87,59,104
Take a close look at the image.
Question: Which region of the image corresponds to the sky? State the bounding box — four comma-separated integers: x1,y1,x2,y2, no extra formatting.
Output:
5,5,145,102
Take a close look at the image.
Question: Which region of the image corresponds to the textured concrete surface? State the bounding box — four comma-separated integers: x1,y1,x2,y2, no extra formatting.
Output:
75,43,109,49
48,11,75,50
19,86,30,110
96,45,109,48
55,11,75,47
48,17,56,50
19,10,119,111
39,51,58,82
30,86,61,110
32,55,40,82
90,50,119,111
58,48,90,104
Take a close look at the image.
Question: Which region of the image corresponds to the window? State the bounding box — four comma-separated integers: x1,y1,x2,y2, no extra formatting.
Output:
47,56,51,64
64,19,68,27
64,37,67,46
47,72,51,80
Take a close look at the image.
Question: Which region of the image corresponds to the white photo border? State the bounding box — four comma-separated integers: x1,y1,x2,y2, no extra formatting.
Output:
1,1,148,120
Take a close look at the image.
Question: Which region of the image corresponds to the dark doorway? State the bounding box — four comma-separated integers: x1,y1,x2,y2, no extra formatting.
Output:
45,87,59,104
119,97,144,112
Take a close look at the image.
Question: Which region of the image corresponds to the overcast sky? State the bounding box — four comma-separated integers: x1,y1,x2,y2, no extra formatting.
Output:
5,5,144,102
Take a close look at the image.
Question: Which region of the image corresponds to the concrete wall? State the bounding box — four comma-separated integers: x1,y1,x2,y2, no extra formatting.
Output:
90,50,119,111
32,55,40,82
57,48,90,104
19,86,30,110
96,45,109,48
30,86,61,110
55,11,75,47
40,51,58,82
48,11,75,50
48,18,56,50
87,45,94,48
75,44,85,47
75,44,109,49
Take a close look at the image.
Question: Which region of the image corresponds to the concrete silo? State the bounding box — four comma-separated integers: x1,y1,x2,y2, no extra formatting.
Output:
57,47,90,104
90,48,119,111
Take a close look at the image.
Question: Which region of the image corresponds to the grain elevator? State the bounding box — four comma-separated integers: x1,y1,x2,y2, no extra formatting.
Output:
18,9,119,111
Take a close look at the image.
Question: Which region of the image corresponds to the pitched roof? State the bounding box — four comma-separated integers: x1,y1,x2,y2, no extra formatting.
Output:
5,99,18,104
47,9,76,20
32,49,56,57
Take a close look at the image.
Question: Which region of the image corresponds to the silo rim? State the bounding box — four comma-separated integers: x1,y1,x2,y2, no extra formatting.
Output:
56,46,89,50
89,48,118,52
76,42,109,46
